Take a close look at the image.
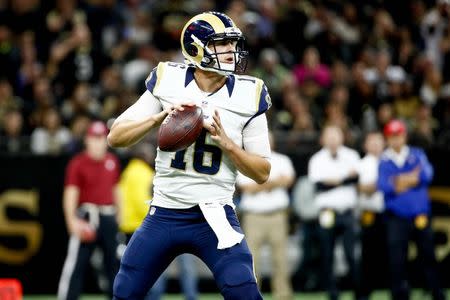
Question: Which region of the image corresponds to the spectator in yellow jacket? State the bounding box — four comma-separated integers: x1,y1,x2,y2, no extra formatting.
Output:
119,142,155,241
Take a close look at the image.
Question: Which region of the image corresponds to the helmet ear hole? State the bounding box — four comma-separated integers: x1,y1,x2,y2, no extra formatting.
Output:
187,45,198,57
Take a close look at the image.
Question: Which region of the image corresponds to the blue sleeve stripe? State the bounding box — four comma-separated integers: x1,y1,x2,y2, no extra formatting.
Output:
145,68,158,93
257,86,271,113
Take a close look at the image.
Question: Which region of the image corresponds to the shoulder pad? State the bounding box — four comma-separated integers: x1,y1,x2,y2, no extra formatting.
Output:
145,63,162,94
255,79,272,115
145,61,189,96
235,75,271,113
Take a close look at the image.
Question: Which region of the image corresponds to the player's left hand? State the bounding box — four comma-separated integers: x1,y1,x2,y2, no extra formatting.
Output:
208,110,233,150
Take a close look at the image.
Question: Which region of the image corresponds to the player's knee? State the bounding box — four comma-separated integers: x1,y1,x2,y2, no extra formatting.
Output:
214,252,261,299
112,270,132,299
222,282,263,300
113,266,144,300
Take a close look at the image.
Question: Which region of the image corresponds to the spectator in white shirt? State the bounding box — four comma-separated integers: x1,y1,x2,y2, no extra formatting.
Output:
308,125,362,300
237,133,295,300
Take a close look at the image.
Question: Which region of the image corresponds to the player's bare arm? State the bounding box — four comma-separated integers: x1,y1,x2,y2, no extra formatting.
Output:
209,110,270,184
108,104,192,147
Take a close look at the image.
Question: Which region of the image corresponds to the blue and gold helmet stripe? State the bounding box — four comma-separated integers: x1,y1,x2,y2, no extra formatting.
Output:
210,12,235,28
198,13,226,33
181,12,228,64
181,13,225,46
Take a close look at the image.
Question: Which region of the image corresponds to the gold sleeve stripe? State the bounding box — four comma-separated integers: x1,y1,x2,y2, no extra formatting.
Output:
254,79,263,112
154,62,166,93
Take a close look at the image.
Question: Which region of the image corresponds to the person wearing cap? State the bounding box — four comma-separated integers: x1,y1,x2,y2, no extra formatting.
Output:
58,120,121,300
378,119,445,300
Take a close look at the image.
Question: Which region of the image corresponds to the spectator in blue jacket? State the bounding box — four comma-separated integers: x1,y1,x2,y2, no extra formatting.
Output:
377,119,445,300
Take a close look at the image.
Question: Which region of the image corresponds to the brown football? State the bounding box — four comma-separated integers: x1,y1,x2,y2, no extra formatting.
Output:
158,105,203,152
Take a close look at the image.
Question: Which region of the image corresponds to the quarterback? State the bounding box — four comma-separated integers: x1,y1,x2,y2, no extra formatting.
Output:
108,11,271,299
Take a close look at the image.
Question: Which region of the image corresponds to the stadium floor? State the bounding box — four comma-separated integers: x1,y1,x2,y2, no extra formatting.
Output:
23,290,450,300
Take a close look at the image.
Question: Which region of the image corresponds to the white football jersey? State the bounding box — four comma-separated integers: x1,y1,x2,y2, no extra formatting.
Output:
144,61,271,208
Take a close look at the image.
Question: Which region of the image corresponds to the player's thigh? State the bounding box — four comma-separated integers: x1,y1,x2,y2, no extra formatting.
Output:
205,237,257,288
113,216,176,299
197,208,257,290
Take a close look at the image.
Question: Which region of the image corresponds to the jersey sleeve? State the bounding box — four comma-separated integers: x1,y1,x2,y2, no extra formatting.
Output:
242,113,271,159
114,90,162,122
244,81,272,128
145,62,166,95
259,83,272,112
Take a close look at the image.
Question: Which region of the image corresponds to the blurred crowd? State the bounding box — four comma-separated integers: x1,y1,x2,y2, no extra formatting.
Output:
1,0,450,155
1,1,448,298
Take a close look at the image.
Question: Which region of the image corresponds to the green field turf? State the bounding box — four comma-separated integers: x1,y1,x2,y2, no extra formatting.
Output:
23,290,450,300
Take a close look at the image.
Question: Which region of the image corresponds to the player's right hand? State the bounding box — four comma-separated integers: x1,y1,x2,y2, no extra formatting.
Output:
154,103,196,126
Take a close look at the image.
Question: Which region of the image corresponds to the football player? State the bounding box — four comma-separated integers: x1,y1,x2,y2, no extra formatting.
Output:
108,11,271,300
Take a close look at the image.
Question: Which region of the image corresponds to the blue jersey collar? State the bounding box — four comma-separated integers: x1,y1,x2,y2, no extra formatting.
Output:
185,66,235,97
